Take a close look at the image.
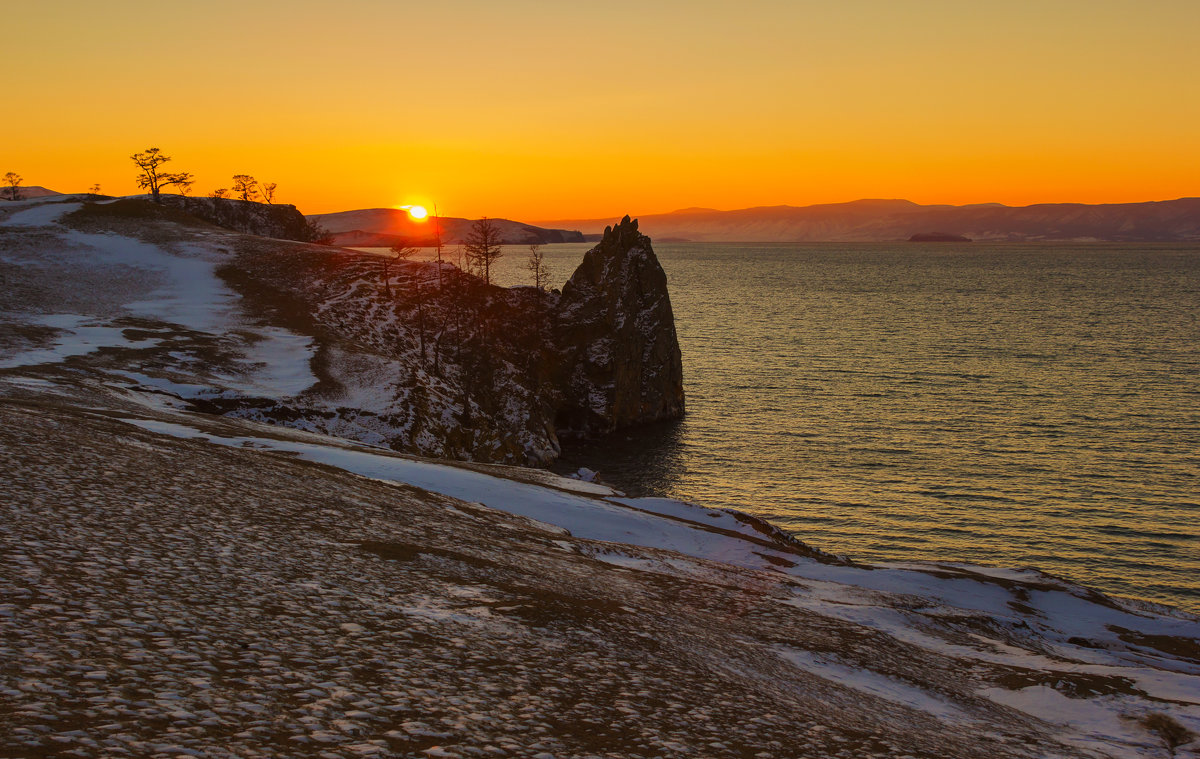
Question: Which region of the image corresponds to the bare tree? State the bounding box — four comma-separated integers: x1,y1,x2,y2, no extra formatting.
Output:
261,182,277,204
413,264,429,361
526,244,551,291
432,204,444,285
231,174,260,202
384,242,418,295
302,217,335,245
3,172,23,201
390,241,419,262
464,217,503,285
429,205,446,374
210,188,229,199
131,148,193,203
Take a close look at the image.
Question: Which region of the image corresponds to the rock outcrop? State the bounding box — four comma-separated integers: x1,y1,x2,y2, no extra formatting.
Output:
2,197,681,465
161,195,314,242
208,213,684,463
553,216,685,435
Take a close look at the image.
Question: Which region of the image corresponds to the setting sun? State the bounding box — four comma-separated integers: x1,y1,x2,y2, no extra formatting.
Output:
407,205,428,221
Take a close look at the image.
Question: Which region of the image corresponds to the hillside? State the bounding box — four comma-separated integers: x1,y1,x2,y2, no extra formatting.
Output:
0,196,679,466
2,196,1198,758
536,197,1200,242
1,184,62,200
309,208,586,247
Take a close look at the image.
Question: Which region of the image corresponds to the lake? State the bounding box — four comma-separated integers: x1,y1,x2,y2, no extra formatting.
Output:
371,241,1200,610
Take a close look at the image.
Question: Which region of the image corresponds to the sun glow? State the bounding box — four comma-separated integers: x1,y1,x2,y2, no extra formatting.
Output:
8,4,1200,217
407,205,428,220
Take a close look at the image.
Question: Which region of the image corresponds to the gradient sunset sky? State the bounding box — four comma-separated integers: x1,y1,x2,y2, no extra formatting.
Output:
8,0,1199,219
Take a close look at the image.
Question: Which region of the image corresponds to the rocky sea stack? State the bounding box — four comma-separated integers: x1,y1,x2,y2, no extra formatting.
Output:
554,215,685,435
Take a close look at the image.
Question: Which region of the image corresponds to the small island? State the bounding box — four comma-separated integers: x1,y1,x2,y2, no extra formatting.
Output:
908,232,972,242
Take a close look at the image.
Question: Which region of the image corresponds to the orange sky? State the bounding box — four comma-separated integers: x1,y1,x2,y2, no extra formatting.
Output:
7,1,1199,219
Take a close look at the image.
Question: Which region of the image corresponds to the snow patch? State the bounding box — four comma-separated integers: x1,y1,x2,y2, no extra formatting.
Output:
0,314,162,369
979,685,1183,756
779,648,967,722
0,202,81,227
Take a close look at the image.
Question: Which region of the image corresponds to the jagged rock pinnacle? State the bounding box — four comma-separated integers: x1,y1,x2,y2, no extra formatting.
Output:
553,216,685,434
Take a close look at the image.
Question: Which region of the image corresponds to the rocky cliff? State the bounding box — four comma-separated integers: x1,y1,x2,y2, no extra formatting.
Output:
161,195,314,241
216,214,684,463
554,216,685,434
0,196,680,465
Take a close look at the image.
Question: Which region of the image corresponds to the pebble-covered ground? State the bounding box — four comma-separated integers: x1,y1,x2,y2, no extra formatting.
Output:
1,398,1103,759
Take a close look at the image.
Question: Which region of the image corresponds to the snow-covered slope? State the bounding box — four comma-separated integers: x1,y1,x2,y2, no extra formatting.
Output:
0,195,320,400
0,196,550,461
2,196,1198,758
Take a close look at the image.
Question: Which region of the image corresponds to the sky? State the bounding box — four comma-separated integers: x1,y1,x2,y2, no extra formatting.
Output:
7,0,1199,219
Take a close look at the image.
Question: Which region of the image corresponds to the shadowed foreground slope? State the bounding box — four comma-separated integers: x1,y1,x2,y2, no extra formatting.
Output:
4,394,1193,759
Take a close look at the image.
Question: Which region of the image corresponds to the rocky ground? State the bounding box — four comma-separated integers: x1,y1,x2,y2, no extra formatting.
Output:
0,394,1158,759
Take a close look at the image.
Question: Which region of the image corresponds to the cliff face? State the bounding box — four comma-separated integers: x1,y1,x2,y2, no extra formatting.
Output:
161,196,313,242
553,216,685,435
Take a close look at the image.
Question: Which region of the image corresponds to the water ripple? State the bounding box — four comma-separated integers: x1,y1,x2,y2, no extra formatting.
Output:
524,241,1200,611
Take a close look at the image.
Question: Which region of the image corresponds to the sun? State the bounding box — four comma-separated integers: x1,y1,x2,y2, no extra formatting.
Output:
407,205,428,220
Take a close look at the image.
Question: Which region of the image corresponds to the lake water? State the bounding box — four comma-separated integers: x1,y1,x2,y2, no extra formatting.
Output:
377,241,1200,611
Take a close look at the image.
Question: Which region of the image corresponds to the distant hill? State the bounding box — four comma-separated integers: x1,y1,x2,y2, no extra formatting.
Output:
535,198,1200,242
2,185,62,200
308,208,585,247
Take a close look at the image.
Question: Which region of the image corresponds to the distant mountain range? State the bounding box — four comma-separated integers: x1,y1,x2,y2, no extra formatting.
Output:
535,198,1200,242
307,208,585,247
19,193,1198,243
